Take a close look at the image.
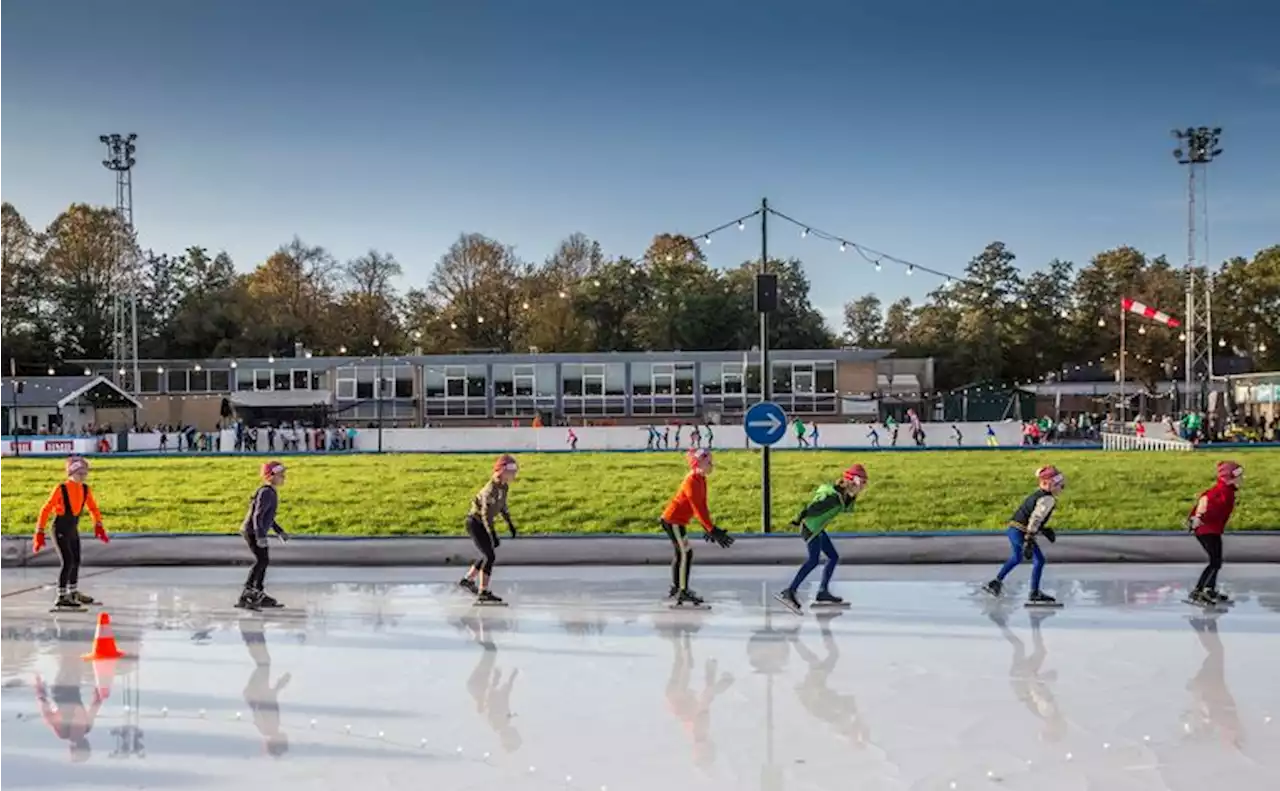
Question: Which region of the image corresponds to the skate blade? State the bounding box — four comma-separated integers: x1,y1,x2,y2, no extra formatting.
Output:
1024,602,1063,609
234,602,261,611
50,605,87,614
772,595,802,615
668,603,711,611
810,601,851,608
473,600,509,607
1183,599,1226,610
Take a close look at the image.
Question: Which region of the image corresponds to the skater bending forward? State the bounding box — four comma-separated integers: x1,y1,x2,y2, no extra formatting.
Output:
1185,460,1243,606
775,464,867,614
34,456,110,610
983,466,1064,606
238,461,290,610
459,454,520,604
660,448,735,606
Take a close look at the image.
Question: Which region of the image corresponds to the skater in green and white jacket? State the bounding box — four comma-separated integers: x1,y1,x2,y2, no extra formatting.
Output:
774,464,868,614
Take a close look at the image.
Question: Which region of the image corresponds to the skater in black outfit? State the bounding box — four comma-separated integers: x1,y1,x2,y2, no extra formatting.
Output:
459,454,520,604
238,461,290,610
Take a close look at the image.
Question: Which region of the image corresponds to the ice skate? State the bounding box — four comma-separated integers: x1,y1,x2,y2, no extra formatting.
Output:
458,577,479,595
258,593,285,609
235,590,262,611
1025,590,1062,609
773,589,803,615
50,594,86,613
669,589,710,610
1206,589,1233,606
475,590,508,607
981,579,1003,598
1184,589,1225,609
72,591,99,606
811,590,850,608
665,585,680,601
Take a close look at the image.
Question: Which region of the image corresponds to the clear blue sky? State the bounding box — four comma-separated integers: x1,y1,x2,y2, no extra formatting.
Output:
3,0,1278,327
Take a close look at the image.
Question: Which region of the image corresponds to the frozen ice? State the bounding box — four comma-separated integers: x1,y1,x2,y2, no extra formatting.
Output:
3,564,1279,790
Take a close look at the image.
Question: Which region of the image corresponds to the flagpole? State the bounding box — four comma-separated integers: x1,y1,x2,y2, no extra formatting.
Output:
1119,301,1126,424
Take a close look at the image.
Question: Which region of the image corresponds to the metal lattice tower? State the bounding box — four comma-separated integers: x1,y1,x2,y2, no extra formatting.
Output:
101,134,140,393
1172,126,1222,413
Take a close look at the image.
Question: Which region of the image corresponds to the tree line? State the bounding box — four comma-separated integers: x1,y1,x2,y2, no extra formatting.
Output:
2,201,1276,390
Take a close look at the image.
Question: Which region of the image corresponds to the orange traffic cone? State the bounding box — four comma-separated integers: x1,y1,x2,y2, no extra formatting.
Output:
82,612,127,661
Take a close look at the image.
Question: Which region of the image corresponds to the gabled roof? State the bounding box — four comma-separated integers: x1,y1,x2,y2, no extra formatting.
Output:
1,376,142,409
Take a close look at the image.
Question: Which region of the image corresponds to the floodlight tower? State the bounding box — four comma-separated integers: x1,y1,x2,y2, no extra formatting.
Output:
101,134,139,392
1172,126,1222,413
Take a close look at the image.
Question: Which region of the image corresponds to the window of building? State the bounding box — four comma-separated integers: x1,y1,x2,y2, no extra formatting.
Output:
166,370,188,393
493,363,555,417
139,370,162,394
292,370,310,390
254,369,273,391
189,369,208,392
631,361,696,416
311,371,327,391
424,364,487,417
208,369,231,392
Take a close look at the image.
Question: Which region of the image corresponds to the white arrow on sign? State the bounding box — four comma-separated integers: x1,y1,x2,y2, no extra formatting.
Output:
747,412,782,433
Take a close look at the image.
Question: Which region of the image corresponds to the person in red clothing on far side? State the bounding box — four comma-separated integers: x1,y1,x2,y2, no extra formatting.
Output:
1185,460,1244,607
659,448,735,608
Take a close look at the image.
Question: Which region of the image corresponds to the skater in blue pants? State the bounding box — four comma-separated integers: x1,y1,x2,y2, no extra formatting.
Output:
775,464,867,614
983,466,1064,605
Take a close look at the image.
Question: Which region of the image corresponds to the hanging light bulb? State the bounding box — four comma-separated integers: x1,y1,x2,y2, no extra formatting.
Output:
338,346,347,354
477,316,485,324
157,366,165,374
874,260,882,272
47,367,55,375
267,354,275,363
522,301,530,310
194,363,202,371
593,279,601,287
230,361,238,369
1259,343,1268,353
1097,318,1106,327
1020,300,1028,309
1178,332,1186,341
1138,325,1146,335
703,235,711,244
1218,337,1226,347
801,228,809,238
83,368,91,376
305,351,313,358
558,291,567,299
737,220,744,231
839,242,846,252
450,322,457,330
906,265,914,276
118,367,126,376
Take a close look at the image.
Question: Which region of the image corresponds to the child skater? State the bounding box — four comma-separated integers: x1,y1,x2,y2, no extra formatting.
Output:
774,464,867,614
459,454,520,605
982,466,1064,607
659,448,735,607
1185,460,1243,607
238,461,291,611
33,456,109,611
566,427,578,451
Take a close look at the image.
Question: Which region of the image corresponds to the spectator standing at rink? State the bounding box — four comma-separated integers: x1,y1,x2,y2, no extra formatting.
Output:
346,426,357,450
267,426,276,452
159,432,169,452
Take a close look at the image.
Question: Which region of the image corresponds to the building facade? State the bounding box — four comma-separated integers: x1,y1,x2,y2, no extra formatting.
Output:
64,349,934,429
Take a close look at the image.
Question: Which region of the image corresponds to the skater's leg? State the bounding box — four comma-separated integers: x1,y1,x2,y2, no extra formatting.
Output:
817,532,839,593
995,528,1023,581
1029,541,1046,591
244,532,270,592
662,520,692,591
1195,534,1223,590
53,524,77,599
67,530,82,598
787,533,823,592
465,516,497,590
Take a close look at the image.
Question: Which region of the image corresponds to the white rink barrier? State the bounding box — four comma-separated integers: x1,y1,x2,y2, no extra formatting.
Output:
213,421,1034,453
1,436,103,456
1101,432,1193,452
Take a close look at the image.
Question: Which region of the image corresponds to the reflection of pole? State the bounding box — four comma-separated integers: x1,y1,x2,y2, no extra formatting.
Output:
749,582,786,791
1119,303,1126,423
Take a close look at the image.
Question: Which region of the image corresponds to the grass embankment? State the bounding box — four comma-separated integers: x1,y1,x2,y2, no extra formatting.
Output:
1,450,1277,536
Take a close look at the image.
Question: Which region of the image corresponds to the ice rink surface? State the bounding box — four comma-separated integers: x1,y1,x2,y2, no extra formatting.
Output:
3,564,1279,791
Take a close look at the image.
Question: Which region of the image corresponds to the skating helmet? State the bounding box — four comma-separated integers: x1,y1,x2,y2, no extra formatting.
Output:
261,460,286,479
494,453,519,475
688,447,713,470
1216,460,1243,485
842,464,868,486
65,455,89,477
1036,465,1065,489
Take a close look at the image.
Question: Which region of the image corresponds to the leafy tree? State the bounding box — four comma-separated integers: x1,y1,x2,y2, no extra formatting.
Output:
1214,246,1280,369
338,249,403,353
842,295,884,347
40,204,137,359
428,233,526,352
1,202,57,366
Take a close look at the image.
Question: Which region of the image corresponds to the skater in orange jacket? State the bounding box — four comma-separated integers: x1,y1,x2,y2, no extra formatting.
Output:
34,456,109,610
660,448,735,607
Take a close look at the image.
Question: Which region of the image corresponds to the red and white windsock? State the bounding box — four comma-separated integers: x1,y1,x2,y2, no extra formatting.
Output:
1121,297,1181,328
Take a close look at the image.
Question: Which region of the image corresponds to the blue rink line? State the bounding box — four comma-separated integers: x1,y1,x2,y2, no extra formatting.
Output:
76,529,1280,541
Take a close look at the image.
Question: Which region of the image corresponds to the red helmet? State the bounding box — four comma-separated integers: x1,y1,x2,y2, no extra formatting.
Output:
65,455,89,477
687,448,713,470
494,454,519,475
842,464,867,485
261,460,286,479
1036,465,1065,487
1216,460,1243,484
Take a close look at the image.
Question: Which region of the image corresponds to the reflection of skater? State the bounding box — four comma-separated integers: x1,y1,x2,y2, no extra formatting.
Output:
662,624,733,768
1183,615,1242,747
792,612,868,746
1185,461,1243,607
775,465,867,615
983,466,1064,606
238,461,291,611
659,449,735,606
459,455,520,605
34,624,103,762
988,608,1066,741
34,456,109,610
461,616,522,753
239,617,291,757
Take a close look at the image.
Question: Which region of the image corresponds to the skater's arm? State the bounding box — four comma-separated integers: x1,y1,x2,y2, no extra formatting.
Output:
250,487,279,537
83,486,103,524
793,492,844,525
1025,496,1056,534
36,487,62,531
685,476,715,531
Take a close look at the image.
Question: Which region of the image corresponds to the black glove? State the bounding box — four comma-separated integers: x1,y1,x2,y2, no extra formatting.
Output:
707,526,734,549
255,535,269,549
491,532,501,549
790,518,801,529
800,525,814,542
1041,526,1056,544
1021,535,1036,561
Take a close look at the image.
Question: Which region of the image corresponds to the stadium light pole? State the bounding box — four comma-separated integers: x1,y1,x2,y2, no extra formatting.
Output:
1172,126,1223,413
373,338,383,453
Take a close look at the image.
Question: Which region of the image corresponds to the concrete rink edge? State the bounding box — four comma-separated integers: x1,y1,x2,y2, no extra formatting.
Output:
3,532,1280,568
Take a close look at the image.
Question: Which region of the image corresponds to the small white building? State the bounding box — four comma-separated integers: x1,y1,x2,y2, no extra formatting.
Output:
1,376,141,435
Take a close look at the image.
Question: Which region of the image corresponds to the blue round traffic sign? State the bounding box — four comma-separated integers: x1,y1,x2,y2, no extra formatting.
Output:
744,401,788,446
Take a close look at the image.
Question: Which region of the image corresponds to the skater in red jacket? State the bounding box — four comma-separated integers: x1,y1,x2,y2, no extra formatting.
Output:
1185,460,1244,606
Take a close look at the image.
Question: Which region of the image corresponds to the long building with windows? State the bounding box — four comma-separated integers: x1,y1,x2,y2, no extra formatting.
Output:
50,348,934,430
